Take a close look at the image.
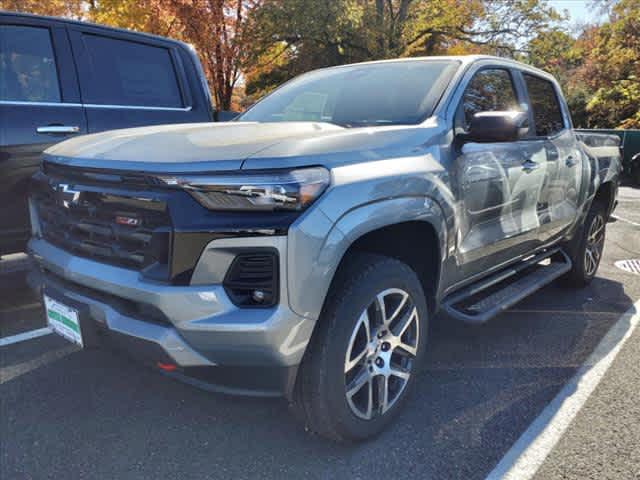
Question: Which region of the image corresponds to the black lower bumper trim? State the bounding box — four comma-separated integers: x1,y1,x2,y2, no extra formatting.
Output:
105,331,298,398
107,331,298,398
164,365,299,399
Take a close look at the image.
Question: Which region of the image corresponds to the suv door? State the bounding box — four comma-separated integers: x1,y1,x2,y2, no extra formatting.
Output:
522,73,581,242
68,28,199,133
0,20,86,255
452,67,548,281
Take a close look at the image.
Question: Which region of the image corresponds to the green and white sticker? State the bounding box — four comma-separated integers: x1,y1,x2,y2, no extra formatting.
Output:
44,295,83,347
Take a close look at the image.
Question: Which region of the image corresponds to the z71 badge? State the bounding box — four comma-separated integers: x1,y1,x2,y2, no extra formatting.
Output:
115,216,141,227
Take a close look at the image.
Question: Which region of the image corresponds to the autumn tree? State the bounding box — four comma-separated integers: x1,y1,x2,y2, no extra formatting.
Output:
525,27,592,126
0,0,84,18
583,0,640,128
88,0,178,37
168,0,261,111
244,0,563,102
4,0,638,125
527,0,639,128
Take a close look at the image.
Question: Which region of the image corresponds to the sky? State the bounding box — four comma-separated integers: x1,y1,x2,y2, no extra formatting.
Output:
548,0,607,25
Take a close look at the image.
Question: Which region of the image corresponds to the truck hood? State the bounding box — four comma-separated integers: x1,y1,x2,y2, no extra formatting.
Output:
44,122,343,172
44,120,437,172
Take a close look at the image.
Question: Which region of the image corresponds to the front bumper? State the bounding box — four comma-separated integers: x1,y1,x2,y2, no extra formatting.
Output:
28,237,314,397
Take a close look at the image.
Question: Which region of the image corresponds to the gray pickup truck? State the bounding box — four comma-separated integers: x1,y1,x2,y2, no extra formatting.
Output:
28,55,620,441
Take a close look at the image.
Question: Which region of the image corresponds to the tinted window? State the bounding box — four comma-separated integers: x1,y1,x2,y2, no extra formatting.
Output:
523,74,565,136
0,26,60,102
239,60,459,127
462,69,519,125
80,34,182,107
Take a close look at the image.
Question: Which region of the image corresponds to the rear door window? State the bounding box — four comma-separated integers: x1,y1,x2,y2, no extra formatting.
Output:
523,74,565,137
78,34,183,108
0,25,60,102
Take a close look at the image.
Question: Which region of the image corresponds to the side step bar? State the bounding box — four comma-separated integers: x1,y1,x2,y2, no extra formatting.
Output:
443,249,572,324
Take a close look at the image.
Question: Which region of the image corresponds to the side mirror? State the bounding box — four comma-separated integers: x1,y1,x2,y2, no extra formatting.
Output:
462,111,528,143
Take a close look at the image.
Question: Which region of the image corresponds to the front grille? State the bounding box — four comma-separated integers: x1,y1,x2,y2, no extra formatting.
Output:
223,252,279,307
43,162,162,187
32,179,171,271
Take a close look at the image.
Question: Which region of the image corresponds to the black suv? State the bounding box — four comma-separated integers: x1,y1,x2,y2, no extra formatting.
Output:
0,11,213,256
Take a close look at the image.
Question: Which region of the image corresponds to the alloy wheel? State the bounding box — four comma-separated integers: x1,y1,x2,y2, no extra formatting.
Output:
584,213,605,277
344,288,419,420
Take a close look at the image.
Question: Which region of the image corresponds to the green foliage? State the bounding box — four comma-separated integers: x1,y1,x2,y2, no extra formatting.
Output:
245,0,562,100
0,0,85,18
527,29,578,84
88,0,176,36
565,87,591,128
2,0,638,126
526,0,639,128
584,0,640,128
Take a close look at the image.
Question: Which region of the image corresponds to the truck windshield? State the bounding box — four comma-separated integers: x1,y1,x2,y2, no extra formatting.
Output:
237,60,459,127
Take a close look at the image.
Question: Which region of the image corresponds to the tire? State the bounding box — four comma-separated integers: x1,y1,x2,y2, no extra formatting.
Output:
292,253,428,442
563,200,607,287
633,164,640,188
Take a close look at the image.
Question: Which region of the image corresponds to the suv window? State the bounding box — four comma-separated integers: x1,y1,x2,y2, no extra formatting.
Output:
523,74,565,137
462,69,519,126
0,25,60,103
79,34,183,108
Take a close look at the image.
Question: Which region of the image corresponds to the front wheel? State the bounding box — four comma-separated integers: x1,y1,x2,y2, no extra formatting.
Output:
292,253,428,442
564,201,607,286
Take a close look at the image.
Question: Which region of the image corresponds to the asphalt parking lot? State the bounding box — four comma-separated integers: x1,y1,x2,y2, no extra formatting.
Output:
1,187,639,480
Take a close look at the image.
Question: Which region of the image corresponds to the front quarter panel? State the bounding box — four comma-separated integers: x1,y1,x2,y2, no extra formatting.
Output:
286,150,451,320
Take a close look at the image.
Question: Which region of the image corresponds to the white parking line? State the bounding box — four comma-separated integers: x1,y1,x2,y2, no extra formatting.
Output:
1,343,76,384
485,299,640,480
0,327,52,347
0,253,31,274
612,214,640,228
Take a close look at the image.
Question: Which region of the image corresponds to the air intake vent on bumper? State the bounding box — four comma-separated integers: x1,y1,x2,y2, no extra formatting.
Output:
223,252,279,308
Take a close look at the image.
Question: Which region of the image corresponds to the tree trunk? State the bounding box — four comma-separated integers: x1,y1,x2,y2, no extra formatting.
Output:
375,0,385,55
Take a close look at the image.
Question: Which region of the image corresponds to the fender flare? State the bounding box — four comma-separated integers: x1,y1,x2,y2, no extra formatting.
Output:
286,196,447,321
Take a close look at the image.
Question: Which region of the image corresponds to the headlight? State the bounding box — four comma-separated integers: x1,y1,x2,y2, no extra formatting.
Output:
159,167,330,212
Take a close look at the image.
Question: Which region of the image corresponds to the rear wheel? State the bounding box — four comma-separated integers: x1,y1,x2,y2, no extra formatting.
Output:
292,253,428,441
564,200,607,286
632,162,640,187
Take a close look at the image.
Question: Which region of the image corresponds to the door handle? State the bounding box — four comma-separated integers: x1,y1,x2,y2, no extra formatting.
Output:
464,165,500,184
566,156,578,167
522,160,540,173
36,125,80,134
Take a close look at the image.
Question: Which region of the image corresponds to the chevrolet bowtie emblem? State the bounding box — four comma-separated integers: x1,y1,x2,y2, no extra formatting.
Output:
55,183,82,208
